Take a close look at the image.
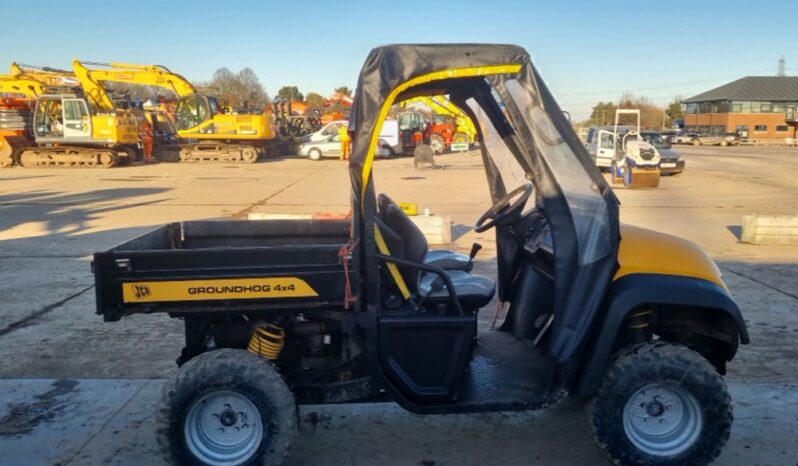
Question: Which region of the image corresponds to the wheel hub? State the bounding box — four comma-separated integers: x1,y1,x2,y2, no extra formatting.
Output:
219,409,238,427
184,390,264,466
622,382,703,457
645,400,665,417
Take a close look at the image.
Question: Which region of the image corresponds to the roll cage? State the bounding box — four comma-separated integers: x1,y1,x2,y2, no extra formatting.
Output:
347,44,620,361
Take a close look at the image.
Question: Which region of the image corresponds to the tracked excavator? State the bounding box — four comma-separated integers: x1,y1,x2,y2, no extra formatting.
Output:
71,61,279,163
0,74,48,167
0,64,80,167
12,61,139,168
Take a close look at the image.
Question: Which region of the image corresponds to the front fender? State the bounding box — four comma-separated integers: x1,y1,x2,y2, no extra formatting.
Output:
575,273,749,397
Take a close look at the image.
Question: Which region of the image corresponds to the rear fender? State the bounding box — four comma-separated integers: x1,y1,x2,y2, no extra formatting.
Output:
575,274,749,397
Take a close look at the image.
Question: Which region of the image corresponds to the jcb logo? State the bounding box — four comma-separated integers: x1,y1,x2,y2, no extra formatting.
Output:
133,285,151,299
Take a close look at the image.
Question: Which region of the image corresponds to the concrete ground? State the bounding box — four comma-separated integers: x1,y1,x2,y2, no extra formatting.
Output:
0,144,797,465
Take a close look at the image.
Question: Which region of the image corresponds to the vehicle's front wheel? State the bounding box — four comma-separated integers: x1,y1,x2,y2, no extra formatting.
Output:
156,349,297,466
692,138,702,146
587,342,732,466
308,148,322,161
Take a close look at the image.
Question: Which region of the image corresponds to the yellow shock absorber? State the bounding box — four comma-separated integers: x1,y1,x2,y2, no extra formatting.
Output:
248,322,285,360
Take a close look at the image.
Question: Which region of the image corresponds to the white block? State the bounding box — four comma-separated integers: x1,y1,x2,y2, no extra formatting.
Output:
741,214,798,245
410,214,452,245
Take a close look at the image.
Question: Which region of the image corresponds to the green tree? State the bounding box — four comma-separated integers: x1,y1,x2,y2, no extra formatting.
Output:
304,92,326,112
277,86,303,102
201,67,270,110
334,86,352,97
590,101,618,126
666,97,684,126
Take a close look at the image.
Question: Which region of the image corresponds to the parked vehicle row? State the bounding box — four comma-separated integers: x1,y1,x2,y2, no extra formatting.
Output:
669,131,740,146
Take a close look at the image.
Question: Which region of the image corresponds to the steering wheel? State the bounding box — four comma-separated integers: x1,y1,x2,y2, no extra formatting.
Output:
474,183,534,233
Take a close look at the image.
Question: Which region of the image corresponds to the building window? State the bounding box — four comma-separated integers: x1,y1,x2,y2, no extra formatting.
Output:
751,102,760,113
773,103,786,112
776,125,789,132
760,103,772,112
754,125,767,131
685,103,698,114
731,102,742,112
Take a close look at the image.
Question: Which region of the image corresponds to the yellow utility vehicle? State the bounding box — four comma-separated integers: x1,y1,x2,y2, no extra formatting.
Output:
93,44,747,466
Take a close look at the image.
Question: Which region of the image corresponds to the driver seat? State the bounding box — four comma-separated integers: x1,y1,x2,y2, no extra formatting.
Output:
378,194,473,272
376,196,496,311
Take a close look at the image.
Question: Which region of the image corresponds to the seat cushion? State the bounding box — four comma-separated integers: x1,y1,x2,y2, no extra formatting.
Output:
419,270,496,310
425,250,472,271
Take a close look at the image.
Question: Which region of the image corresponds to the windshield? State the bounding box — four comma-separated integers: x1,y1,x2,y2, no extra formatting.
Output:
466,97,530,197
503,79,611,266
642,132,669,149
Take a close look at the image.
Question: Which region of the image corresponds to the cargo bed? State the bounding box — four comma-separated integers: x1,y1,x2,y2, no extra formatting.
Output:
93,219,354,321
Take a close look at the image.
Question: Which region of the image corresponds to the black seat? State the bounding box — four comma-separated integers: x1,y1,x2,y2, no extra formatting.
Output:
376,195,495,311
377,193,472,272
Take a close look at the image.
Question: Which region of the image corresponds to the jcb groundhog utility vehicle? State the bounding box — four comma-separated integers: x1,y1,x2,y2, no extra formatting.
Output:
93,44,748,466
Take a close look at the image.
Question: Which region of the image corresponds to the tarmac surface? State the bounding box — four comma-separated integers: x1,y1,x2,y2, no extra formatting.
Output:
1,144,797,465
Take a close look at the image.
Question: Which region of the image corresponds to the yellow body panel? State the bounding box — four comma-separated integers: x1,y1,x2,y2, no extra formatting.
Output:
122,277,318,303
178,113,275,141
90,114,138,144
615,224,726,289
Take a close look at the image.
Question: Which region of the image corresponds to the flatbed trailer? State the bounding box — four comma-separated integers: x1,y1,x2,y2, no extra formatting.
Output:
93,219,354,322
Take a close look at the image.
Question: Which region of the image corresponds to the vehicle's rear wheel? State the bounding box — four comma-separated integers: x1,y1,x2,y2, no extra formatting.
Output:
720,140,728,147
587,341,732,466
308,148,322,161
156,349,296,466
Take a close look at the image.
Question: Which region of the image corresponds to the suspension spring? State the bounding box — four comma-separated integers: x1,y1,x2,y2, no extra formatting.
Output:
625,309,653,341
248,322,285,360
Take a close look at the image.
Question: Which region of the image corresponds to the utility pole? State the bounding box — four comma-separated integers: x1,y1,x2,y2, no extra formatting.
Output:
778,56,786,77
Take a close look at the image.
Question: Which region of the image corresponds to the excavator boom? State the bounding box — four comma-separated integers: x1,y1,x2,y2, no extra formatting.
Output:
72,60,197,99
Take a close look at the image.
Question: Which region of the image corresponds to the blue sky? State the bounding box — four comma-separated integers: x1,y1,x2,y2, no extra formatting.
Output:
2,0,795,120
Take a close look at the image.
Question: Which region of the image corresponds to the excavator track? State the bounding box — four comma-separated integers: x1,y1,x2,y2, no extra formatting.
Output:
17,146,123,168
156,143,262,164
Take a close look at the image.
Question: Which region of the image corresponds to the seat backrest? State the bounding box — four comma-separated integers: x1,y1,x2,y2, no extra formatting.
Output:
377,193,428,292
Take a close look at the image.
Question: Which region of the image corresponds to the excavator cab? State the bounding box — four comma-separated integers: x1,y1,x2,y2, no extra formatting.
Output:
174,94,213,132
32,95,91,140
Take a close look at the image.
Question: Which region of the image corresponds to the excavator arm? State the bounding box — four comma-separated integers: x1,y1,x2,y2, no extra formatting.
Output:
10,63,75,88
73,60,197,99
0,76,48,98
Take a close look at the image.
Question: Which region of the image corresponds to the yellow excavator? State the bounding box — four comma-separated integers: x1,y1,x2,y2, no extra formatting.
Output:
72,60,278,163
0,74,47,167
13,62,140,168
1,64,80,167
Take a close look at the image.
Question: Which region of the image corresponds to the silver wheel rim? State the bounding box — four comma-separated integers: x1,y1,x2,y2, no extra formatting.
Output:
623,382,703,457
309,150,321,160
184,390,264,466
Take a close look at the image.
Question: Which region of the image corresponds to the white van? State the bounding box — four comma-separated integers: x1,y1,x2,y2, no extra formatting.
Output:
585,125,632,169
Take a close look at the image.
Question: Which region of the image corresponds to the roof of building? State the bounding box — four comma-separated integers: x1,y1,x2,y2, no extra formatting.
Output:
685,76,798,103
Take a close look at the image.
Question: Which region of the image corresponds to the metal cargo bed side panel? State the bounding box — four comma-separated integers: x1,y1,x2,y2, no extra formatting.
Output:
93,220,355,321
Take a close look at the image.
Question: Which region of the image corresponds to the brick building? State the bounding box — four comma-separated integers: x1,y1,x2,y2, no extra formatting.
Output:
683,76,798,142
